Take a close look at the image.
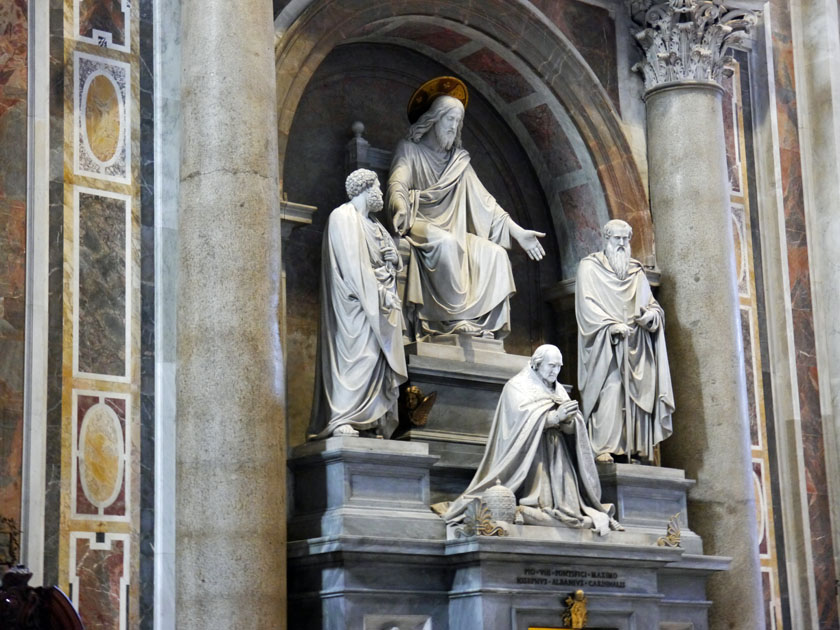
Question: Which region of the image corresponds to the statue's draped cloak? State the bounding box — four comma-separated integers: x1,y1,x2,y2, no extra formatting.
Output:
387,139,515,337
308,203,407,439
443,366,613,533
575,252,674,459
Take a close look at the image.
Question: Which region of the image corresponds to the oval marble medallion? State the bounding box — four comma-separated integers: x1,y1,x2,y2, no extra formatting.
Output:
84,73,122,163
79,402,124,509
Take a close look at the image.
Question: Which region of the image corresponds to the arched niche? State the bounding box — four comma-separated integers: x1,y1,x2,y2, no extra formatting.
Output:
280,42,559,446
275,0,654,446
275,0,653,265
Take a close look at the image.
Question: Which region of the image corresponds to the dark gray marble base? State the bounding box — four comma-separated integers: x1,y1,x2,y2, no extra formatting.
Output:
288,437,445,541
288,533,727,630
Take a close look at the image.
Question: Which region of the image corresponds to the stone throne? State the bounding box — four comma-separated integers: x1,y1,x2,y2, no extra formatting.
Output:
346,121,533,502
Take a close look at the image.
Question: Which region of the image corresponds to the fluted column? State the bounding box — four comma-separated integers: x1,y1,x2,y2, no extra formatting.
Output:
632,1,764,627
177,0,286,627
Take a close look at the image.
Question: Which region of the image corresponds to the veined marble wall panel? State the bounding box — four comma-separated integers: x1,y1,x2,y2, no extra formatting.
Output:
460,47,536,104
742,306,762,449
0,0,27,546
763,567,780,630
73,187,130,380
725,59,786,628
766,0,839,624
138,0,157,624
69,532,130,630
74,0,129,52
57,0,141,626
74,52,130,183
527,0,620,111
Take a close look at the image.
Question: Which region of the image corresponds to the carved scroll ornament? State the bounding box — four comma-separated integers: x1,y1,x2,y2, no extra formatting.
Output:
630,0,758,91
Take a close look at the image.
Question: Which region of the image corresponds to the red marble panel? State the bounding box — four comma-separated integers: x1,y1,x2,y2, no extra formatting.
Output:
796,363,823,439
528,0,620,110
517,104,581,176
460,47,534,103
802,433,827,495
74,536,126,630
741,309,760,446
557,184,602,260
721,73,740,193
0,0,27,537
761,569,775,629
808,490,840,628
388,23,471,53
779,149,804,227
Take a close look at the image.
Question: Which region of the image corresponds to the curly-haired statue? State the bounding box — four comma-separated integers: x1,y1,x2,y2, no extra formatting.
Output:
308,169,407,439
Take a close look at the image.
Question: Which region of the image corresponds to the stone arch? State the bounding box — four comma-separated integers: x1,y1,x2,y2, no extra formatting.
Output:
275,0,654,267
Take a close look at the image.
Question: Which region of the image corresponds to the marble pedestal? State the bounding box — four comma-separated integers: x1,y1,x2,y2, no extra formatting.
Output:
398,338,532,502
598,463,702,554
288,437,444,541
287,441,728,630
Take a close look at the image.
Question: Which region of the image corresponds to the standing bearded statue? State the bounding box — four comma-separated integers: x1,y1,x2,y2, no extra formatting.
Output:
575,219,675,463
387,77,546,340
308,169,407,440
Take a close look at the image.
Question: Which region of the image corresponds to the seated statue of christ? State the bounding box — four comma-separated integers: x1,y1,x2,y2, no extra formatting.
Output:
387,77,545,341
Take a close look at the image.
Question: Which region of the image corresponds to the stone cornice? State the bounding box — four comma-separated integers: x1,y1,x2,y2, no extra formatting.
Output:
629,0,759,92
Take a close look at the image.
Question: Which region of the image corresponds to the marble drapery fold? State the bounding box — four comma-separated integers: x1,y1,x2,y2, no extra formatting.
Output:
387,139,515,338
576,252,674,460
308,203,407,439
443,366,613,533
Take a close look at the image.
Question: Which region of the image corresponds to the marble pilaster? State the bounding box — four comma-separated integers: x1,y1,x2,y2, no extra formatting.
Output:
153,0,180,625
632,0,765,626
790,0,840,622
176,0,286,628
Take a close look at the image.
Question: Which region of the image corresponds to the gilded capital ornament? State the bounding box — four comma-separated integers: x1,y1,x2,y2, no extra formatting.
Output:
630,0,758,91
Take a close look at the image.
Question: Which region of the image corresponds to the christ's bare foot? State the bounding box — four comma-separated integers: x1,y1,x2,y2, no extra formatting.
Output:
333,424,359,437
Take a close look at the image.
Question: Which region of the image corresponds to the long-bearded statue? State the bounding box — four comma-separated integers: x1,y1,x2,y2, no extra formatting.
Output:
575,219,675,463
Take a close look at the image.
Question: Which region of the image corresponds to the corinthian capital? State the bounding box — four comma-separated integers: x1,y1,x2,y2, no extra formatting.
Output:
630,0,758,91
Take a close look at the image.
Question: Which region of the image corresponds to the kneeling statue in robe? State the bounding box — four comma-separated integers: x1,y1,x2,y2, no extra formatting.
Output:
308,169,408,440
441,345,623,535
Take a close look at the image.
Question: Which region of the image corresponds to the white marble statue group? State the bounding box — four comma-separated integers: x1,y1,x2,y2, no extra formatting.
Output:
307,77,676,533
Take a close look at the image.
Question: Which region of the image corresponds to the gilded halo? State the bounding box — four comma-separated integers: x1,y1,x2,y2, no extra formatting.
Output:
407,76,469,124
